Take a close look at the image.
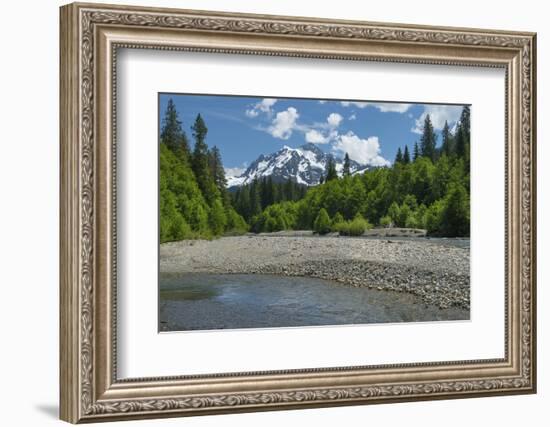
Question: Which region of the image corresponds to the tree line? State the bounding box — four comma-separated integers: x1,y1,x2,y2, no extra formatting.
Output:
159,99,247,242
231,178,308,223
244,106,470,237
160,99,471,241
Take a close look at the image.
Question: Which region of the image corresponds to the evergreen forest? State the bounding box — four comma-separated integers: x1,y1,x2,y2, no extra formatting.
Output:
160,98,470,243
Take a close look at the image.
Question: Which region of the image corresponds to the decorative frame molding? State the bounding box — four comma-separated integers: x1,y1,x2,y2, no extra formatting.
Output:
60,2,536,423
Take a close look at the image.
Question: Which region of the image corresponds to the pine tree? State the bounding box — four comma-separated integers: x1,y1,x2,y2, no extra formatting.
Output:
441,120,452,157
403,145,411,164
343,153,351,176
191,114,213,199
237,186,251,221
413,142,420,161
420,114,437,161
283,179,295,201
160,99,190,159
460,106,470,142
265,176,275,207
455,106,470,161
326,157,338,181
455,125,466,158
207,146,228,199
395,147,403,164
249,179,262,218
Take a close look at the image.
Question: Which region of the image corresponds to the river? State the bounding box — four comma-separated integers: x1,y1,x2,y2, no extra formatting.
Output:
159,273,469,332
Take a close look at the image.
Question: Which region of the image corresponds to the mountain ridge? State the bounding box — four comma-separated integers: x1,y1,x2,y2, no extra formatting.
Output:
227,143,371,188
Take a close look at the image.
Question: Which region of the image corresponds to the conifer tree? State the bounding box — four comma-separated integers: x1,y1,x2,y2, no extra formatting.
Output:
191,114,214,198
455,106,470,161
160,98,190,158
455,125,468,160
460,106,470,142
326,157,338,181
237,186,251,221
343,153,351,176
420,114,437,161
284,179,295,200
413,141,420,161
395,147,403,164
207,146,228,201
403,145,411,164
265,176,275,207
441,120,452,157
249,179,262,218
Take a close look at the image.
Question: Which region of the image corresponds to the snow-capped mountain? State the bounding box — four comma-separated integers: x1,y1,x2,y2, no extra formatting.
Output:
226,143,371,188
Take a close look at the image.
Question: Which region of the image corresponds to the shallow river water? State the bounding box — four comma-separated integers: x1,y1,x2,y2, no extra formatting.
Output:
159,273,469,331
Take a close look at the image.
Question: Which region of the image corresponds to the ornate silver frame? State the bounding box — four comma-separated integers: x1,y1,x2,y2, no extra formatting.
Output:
60,2,536,423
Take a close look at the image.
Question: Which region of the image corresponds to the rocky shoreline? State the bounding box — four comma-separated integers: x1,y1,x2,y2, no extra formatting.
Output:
245,260,469,310
161,235,470,310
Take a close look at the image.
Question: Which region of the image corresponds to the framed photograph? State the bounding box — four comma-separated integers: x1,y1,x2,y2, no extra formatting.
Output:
60,2,537,423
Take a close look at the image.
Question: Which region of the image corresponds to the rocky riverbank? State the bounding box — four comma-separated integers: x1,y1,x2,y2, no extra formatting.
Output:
160,234,470,310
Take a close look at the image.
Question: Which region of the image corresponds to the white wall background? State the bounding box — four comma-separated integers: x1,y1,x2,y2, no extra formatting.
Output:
0,0,545,426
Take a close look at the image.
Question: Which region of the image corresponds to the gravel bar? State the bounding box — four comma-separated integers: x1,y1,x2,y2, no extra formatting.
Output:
161,235,470,310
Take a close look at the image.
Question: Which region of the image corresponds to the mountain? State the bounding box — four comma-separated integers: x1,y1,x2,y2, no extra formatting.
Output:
226,143,371,188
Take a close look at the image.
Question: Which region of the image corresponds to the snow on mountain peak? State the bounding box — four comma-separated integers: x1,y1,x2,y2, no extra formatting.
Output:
227,143,372,188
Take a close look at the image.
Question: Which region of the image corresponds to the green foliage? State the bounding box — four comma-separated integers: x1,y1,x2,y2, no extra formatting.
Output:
208,146,228,200
159,176,191,242
336,214,372,236
420,114,437,161
403,145,411,164
191,114,217,204
231,177,307,222
424,199,445,234
225,208,248,234
325,156,338,181
454,107,470,165
313,208,332,235
395,147,403,164
388,202,400,225
331,212,345,231
160,144,209,241
161,98,190,159
250,202,297,233
379,215,392,228
208,198,227,236
240,106,470,237
441,120,453,157
440,182,470,236
160,101,470,240
159,106,247,242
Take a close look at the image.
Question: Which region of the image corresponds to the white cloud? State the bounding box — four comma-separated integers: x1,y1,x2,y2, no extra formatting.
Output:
411,105,463,134
371,103,412,113
340,101,369,108
267,107,299,139
224,166,246,178
327,112,343,127
305,129,329,144
339,101,411,114
245,109,259,118
332,131,390,167
318,100,327,104
245,98,277,118
348,113,356,121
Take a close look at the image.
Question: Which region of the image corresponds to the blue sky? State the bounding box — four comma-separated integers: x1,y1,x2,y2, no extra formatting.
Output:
159,93,465,177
